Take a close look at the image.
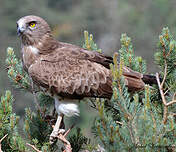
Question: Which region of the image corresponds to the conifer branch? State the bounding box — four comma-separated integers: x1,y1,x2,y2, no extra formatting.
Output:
127,123,136,145
26,143,41,152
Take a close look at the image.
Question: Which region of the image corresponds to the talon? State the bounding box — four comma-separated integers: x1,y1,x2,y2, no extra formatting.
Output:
58,129,65,134
49,136,55,144
50,131,58,144
49,129,66,144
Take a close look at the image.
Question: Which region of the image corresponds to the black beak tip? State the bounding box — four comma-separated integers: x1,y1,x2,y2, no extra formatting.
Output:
17,27,25,36
17,28,22,36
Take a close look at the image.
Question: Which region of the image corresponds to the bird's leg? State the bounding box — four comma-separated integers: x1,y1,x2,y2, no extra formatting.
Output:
50,113,65,144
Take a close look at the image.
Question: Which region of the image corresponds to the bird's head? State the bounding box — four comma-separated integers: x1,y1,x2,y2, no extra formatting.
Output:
16,15,51,45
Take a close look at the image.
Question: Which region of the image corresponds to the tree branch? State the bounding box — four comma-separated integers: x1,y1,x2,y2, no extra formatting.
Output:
156,73,168,124
0,134,8,152
156,72,176,124
166,100,176,106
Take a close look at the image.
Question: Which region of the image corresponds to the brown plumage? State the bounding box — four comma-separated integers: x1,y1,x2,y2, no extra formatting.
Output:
17,15,147,100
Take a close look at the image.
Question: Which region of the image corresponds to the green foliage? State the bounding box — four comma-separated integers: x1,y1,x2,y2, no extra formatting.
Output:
37,93,55,117
83,31,102,52
68,127,88,152
24,108,57,152
93,30,176,151
155,27,176,93
0,90,26,152
154,27,176,123
119,34,146,73
6,47,31,92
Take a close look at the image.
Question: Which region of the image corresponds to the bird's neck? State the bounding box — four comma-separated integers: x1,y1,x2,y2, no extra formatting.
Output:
21,33,61,54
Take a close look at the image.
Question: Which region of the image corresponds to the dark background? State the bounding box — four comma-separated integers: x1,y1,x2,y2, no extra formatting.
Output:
1,0,176,138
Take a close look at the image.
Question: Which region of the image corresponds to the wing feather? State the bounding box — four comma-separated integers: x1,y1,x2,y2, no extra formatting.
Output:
28,53,112,99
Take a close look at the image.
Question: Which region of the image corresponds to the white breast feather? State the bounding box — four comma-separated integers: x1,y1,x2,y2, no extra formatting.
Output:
28,46,39,54
54,97,80,117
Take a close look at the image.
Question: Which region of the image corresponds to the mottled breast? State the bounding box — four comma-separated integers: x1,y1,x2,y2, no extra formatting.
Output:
22,45,39,71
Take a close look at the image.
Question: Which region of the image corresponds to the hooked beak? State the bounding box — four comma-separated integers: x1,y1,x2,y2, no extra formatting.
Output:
17,26,25,36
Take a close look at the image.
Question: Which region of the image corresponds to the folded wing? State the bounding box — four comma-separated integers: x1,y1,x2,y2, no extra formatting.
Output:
28,47,113,99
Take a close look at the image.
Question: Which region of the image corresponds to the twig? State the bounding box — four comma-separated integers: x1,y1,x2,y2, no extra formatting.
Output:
57,127,73,152
160,61,167,88
0,134,8,143
156,73,168,124
164,88,170,96
166,100,176,106
58,134,72,152
26,143,41,152
156,72,176,124
155,73,166,103
64,124,74,137
116,121,123,125
0,134,8,152
172,92,176,101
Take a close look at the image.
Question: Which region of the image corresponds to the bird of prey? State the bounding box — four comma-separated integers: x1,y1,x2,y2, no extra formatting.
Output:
16,15,156,143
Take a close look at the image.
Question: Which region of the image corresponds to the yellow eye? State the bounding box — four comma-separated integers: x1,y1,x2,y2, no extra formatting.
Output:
29,22,36,28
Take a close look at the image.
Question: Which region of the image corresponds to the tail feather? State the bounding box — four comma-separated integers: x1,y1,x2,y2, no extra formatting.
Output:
142,74,158,85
